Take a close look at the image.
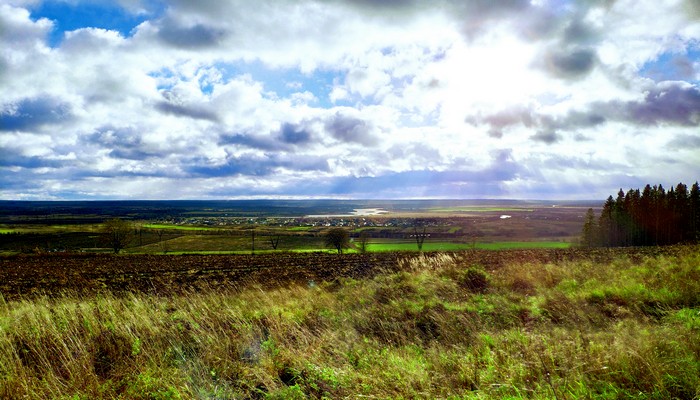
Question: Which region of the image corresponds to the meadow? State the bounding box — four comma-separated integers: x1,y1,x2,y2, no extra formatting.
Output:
1,246,698,399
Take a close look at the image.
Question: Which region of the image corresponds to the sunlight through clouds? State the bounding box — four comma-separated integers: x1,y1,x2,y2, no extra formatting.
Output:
0,0,698,199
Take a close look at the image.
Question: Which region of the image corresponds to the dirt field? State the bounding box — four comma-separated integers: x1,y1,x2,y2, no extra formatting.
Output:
0,247,679,300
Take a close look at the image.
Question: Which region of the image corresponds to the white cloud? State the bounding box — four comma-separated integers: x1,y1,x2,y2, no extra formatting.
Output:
0,1,698,199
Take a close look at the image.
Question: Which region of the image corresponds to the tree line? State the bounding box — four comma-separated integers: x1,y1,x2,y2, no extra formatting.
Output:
582,182,700,247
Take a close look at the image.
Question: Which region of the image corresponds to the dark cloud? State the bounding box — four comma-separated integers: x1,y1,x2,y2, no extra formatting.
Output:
548,84,700,129
626,84,700,126
531,130,561,144
543,47,597,79
219,122,314,151
154,101,219,122
87,126,159,161
0,149,63,169
557,84,700,129
219,133,284,151
157,21,226,48
0,96,73,131
684,0,700,19
562,18,599,45
188,153,329,177
467,106,535,130
470,83,700,140
324,112,377,146
279,123,312,145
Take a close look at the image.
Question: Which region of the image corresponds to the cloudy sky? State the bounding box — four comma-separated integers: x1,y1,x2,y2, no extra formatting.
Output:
1,0,699,200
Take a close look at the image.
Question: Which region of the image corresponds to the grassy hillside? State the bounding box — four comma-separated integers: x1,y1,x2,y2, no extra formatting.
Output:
1,248,698,399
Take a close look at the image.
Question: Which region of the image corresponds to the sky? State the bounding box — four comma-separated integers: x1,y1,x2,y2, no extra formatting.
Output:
1,0,699,200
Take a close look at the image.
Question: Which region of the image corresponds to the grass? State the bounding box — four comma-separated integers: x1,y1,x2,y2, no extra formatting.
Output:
1,247,698,398
142,224,221,231
364,240,571,252
286,226,315,231
129,240,571,255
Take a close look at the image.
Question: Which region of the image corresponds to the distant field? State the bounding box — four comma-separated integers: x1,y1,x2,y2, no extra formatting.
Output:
286,226,315,231
364,240,570,252
142,224,222,231
0,229,17,234
428,206,534,212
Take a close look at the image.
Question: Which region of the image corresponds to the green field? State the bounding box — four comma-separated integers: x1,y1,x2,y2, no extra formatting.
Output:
286,226,315,231
142,224,222,231
364,240,571,252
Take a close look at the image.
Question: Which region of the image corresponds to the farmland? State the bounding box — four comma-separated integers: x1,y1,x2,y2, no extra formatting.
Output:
0,199,593,254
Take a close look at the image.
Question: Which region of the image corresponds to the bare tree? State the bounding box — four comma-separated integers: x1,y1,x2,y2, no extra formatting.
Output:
411,220,430,251
269,234,281,250
357,230,370,253
102,218,134,254
325,228,350,254
156,229,169,253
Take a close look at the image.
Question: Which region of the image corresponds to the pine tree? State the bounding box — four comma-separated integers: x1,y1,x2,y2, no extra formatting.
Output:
690,182,700,242
598,196,615,246
581,208,598,247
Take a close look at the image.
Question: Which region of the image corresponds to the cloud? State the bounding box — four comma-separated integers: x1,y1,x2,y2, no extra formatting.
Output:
469,82,700,141
154,101,219,122
0,96,73,131
187,153,329,178
86,126,161,161
0,150,63,169
156,21,226,49
667,134,700,150
625,84,700,126
279,123,313,145
324,112,378,146
2,0,699,200
530,130,561,144
542,47,598,79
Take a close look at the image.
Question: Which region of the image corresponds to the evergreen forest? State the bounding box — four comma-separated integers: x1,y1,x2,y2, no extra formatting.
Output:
582,181,700,247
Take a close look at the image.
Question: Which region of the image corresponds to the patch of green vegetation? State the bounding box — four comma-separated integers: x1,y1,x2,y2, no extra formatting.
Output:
366,241,570,251
142,224,221,231
0,229,17,234
286,226,314,231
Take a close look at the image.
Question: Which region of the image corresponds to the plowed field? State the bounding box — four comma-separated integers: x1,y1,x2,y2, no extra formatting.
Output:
0,247,682,299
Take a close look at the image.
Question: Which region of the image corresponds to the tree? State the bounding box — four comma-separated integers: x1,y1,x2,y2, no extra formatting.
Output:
102,218,134,254
357,231,370,253
325,228,350,254
581,208,598,247
411,220,430,251
268,234,281,250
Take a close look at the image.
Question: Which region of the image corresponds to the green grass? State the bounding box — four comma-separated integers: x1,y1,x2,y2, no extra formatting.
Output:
143,224,221,231
1,248,698,398
285,226,315,231
0,229,17,234
365,240,571,251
